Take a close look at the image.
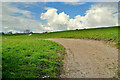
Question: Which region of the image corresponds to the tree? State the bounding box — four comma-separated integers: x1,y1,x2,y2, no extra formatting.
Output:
2,32,4,35
8,31,12,34
30,31,33,34
24,29,30,33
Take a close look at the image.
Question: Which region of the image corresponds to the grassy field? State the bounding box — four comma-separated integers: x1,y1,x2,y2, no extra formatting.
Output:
3,26,119,44
2,38,65,78
1,26,119,78
0,36,1,79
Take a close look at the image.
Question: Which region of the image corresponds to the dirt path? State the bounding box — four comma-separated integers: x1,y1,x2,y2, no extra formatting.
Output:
45,38,118,78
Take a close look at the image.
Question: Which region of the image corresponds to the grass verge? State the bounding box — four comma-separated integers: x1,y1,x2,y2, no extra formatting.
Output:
2,38,65,78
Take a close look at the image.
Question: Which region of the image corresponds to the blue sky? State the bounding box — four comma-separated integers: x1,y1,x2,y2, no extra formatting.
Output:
11,2,94,21
2,2,118,33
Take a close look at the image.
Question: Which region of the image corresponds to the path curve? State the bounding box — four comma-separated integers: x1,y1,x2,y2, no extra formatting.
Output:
45,38,118,78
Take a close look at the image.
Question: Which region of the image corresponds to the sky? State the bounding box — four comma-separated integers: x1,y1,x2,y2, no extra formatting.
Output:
1,2,119,33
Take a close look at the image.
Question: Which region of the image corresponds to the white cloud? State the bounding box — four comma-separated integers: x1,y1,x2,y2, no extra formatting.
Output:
44,27,54,31
1,2,119,33
64,2,86,5
2,3,50,33
41,8,85,30
3,27,8,29
2,0,119,2
45,7,56,10
41,8,71,30
81,3,118,27
2,3,32,18
2,0,80,2
40,3,118,31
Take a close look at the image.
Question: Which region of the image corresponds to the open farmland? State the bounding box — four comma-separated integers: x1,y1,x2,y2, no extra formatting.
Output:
1,26,119,78
3,26,119,46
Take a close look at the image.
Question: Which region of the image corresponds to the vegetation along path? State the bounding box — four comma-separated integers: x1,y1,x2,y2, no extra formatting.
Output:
45,38,118,78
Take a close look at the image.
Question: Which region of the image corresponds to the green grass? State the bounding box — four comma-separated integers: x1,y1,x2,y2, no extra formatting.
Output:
0,36,1,79
2,38,65,78
3,26,119,42
1,26,119,78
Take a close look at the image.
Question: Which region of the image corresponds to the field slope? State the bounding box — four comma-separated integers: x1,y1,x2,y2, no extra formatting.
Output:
2,39,65,78
1,26,119,78
3,26,119,46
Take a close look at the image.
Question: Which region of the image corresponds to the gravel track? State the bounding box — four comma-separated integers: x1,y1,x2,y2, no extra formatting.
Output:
45,38,118,78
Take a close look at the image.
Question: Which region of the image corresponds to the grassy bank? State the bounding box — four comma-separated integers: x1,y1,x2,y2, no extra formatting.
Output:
3,26,119,44
2,38,65,78
2,26,119,78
